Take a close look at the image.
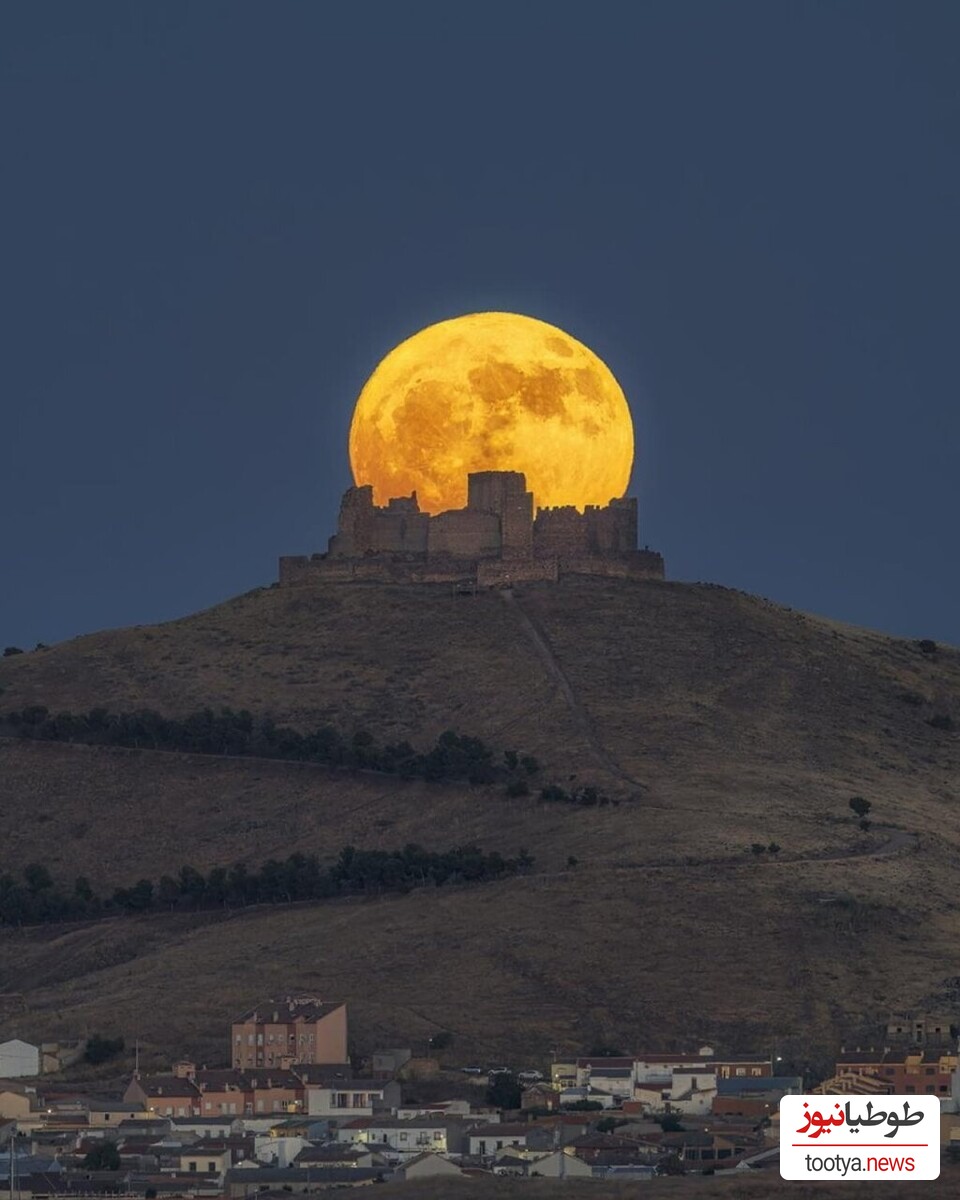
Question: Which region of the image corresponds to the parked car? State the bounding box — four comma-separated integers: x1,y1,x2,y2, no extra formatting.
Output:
487,1065,511,1075
517,1069,544,1082
461,1065,484,1074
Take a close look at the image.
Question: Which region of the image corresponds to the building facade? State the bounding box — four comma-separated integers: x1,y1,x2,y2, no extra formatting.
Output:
231,997,348,1068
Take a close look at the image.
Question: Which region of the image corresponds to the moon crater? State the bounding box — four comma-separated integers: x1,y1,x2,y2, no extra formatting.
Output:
349,312,634,514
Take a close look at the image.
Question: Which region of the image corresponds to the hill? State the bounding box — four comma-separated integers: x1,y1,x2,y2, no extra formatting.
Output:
1,575,959,1066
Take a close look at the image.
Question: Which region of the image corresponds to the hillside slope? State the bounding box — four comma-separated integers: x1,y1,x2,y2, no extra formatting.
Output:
1,576,958,1063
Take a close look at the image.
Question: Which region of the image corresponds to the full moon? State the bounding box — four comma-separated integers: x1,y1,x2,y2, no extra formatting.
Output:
349,312,634,514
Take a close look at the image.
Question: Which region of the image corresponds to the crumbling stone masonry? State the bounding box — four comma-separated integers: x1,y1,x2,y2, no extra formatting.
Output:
279,470,664,587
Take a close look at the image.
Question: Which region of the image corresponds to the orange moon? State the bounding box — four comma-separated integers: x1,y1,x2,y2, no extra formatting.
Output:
348,312,634,514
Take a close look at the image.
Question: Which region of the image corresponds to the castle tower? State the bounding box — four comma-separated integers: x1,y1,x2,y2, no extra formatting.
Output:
467,471,533,558
587,495,637,554
328,485,377,557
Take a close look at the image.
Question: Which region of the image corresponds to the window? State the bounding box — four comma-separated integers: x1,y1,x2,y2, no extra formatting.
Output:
926,1085,935,1093
399,1133,408,1142
352,1093,363,1108
207,1162,217,1172
735,1068,745,1076
235,1035,241,1044
188,1162,197,1172
256,1034,264,1045
247,1034,254,1046
925,1067,935,1075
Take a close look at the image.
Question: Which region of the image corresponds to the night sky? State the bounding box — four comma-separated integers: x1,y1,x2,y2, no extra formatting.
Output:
4,2,958,649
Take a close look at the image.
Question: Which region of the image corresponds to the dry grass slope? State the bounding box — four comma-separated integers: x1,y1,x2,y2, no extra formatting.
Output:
1,576,959,1064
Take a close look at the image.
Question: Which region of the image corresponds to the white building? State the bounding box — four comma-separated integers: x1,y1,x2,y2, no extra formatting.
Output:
0,1040,40,1078
304,1079,398,1118
253,1134,307,1167
336,1118,451,1155
666,1067,717,1116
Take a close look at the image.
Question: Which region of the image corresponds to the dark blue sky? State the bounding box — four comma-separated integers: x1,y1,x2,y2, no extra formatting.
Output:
3,1,958,648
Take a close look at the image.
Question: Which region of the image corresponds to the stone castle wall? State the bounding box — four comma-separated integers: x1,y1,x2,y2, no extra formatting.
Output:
427,509,500,559
279,470,664,588
279,550,664,588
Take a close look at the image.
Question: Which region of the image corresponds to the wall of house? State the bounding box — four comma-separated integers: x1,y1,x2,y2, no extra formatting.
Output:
0,1089,32,1119
313,1005,349,1065
232,1006,347,1068
0,1040,40,1078
400,1154,462,1178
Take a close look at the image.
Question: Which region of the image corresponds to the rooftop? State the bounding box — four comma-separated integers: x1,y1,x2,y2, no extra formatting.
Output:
234,998,345,1025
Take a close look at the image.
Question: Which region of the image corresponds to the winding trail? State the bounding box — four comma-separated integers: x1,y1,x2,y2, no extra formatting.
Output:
754,826,918,868
604,827,920,876
500,588,647,791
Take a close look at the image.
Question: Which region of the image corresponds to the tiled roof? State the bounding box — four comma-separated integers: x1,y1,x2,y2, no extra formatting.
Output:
469,1123,535,1137
634,1053,709,1063
233,998,345,1024
136,1076,201,1098
196,1068,301,1091
224,1166,386,1183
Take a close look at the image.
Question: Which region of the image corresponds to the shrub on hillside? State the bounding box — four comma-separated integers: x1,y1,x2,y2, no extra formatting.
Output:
85,1034,125,1065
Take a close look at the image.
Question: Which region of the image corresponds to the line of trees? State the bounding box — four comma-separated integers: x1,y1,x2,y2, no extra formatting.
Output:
503,779,619,806
0,844,535,928
0,705,541,787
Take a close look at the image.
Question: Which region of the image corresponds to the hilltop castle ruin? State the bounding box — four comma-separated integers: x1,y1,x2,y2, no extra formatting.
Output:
278,470,664,587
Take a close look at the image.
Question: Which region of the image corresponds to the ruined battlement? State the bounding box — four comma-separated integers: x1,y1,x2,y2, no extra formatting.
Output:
279,470,664,587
